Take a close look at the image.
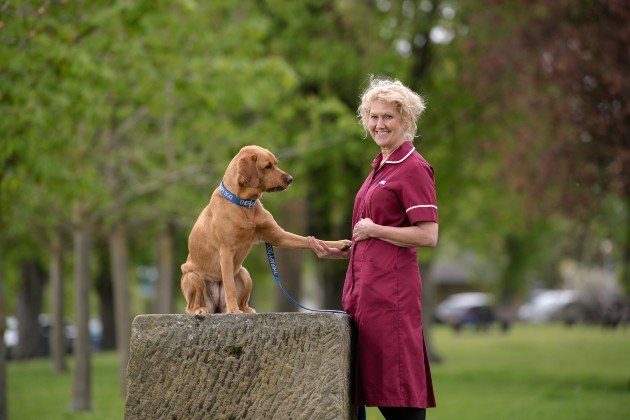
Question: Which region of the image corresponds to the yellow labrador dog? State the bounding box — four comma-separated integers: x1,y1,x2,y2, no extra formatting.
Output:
181,145,351,314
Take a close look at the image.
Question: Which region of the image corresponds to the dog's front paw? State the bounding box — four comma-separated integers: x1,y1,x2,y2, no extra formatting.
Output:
339,239,352,250
226,307,243,314
192,307,210,315
243,306,256,314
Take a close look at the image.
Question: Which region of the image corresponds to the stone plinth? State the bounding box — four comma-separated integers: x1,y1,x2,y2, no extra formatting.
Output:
125,313,355,420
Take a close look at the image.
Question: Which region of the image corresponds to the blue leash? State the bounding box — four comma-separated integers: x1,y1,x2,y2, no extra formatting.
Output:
265,243,346,314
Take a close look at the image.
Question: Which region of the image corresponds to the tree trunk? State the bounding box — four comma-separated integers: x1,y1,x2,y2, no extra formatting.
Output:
154,223,175,314
501,234,527,306
50,230,67,373
619,193,630,295
103,112,132,394
275,199,306,312
109,220,131,396
70,202,92,412
15,260,45,359
96,246,116,351
0,198,7,420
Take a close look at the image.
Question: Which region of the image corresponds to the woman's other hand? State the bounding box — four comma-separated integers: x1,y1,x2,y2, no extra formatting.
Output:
353,218,375,242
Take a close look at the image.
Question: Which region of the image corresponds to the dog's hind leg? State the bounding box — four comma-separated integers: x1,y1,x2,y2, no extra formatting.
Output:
181,271,210,314
235,267,256,314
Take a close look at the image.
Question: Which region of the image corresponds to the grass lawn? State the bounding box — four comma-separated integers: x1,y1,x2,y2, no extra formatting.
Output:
7,324,630,420
368,323,630,420
7,351,123,420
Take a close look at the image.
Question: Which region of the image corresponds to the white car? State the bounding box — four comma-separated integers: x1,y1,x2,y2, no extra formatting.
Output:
518,289,583,323
435,292,494,325
4,316,18,346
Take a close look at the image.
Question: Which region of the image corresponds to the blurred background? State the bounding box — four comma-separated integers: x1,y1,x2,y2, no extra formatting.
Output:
1,0,629,419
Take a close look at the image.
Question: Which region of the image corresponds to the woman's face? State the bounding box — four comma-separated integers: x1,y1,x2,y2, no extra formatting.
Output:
368,101,407,151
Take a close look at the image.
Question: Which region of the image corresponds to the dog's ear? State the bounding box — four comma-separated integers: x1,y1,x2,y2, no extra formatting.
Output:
237,154,259,188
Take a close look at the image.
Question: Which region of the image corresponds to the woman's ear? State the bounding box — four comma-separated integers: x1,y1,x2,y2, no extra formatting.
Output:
237,154,259,188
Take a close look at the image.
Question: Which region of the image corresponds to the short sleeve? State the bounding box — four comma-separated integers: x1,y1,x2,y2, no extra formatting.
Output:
399,161,438,224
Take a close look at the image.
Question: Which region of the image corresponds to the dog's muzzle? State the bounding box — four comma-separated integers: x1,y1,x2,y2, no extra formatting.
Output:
267,175,293,192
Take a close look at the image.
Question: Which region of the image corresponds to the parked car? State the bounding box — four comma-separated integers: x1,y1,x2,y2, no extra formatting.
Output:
435,292,495,331
518,289,585,324
3,315,103,359
3,316,18,358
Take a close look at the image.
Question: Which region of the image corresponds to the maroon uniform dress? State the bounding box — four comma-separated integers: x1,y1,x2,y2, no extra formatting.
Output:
342,140,438,408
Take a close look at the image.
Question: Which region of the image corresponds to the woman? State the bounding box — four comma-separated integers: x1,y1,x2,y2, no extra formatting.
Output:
309,77,438,420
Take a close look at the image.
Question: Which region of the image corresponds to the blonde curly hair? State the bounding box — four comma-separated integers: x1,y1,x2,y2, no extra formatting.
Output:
358,76,426,141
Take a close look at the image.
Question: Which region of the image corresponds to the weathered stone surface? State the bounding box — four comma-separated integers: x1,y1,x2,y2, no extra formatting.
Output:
125,313,355,420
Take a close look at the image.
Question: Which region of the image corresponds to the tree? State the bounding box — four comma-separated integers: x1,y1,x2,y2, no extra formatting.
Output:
50,229,67,373
95,244,116,351
464,0,630,293
0,159,11,420
154,223,175,314
15,260,45,359
70,203,92,411
0,253,6,420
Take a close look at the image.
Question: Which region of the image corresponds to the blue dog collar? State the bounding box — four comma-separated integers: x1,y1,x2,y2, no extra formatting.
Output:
219,181,257,208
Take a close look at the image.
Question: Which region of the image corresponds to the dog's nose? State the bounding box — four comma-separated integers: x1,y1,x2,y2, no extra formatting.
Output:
285,175,293,185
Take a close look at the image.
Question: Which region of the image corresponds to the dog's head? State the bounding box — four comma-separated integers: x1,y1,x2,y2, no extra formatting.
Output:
236,145,293,193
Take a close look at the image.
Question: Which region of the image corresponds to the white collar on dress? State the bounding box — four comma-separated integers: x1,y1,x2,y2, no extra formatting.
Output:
385,147,415,164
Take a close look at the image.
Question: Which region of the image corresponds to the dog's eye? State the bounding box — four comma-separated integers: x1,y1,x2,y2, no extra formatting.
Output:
265,162,273,169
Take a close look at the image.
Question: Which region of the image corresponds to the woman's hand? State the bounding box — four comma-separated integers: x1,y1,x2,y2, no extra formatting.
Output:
353,218,375,242
308,236,351,259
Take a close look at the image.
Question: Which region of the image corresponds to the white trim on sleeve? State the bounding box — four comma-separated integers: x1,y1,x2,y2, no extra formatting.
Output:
406,204,438,213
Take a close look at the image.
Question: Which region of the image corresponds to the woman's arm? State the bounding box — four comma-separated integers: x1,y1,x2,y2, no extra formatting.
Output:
308,219,437,259
353,218,438,248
